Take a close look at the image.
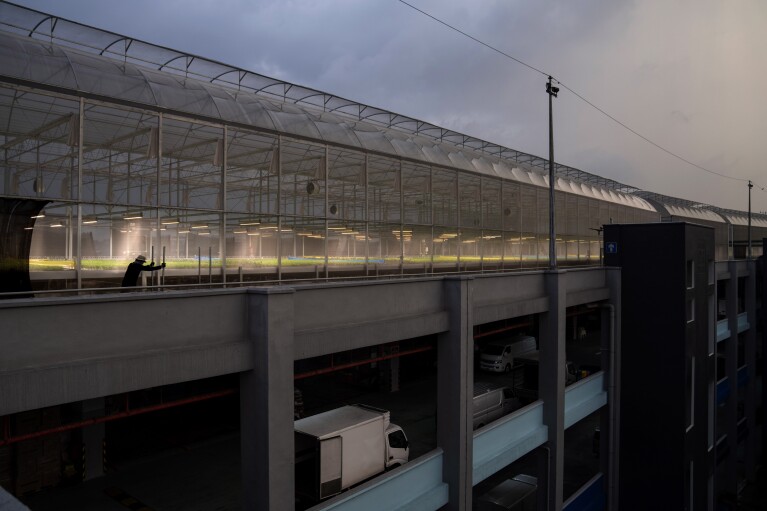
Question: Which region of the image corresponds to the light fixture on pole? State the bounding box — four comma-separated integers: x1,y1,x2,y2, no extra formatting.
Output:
747,180,753,259
546,76,559,269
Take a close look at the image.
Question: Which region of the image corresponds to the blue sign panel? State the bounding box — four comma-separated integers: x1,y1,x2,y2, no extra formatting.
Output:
605,242,618,254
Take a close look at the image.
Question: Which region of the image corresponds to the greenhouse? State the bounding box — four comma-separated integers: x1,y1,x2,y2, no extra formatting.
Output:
0,3,762,294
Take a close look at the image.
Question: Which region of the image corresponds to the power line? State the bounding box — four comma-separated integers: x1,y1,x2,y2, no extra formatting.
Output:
397,0,765,192
397,0,548,77
557,83,746,183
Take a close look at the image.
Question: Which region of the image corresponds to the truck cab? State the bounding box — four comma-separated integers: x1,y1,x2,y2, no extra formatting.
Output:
385,424,409,468
480,335,536,373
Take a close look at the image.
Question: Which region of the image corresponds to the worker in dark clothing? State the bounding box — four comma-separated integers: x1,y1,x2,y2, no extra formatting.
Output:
121,255,165,288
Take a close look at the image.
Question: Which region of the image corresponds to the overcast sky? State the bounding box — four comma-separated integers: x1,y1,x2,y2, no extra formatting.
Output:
11,0,767,213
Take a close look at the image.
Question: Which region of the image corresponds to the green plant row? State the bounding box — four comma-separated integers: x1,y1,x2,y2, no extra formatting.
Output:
27,254,578,271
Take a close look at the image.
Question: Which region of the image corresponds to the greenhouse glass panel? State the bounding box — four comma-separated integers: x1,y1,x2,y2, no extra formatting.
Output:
402,224,433,265
327,148,365,222
459,228,482,265
481,230,504,266
520,185,537,234
78,204,115,262
554,191,566,234
226,128,277,214
326,220,366,267
78,205,169,287
225,214,279,270
367,223,402,267
314,118,362,148
589,199,601,231
432,226,460,267
504,231,523,268
83,206,161,272
281,139,325,218
432,168,457,227
482,178,502,230
565,194,578,236
501,182,521,233
83,103,158,205
161,118,223,211
577,196,590,236
0,90,79,201
564,236,578,263
579,239,592,262
367,155,400,224
520,232,539,268
591,239,602,264
609,204,625,225
28,202,77,277
280,217,326,265
402,162,431,225
168,212,221,268
458,174,481,229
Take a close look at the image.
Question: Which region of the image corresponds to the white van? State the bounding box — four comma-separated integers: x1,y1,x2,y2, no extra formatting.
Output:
473,382,519,429
480,334,536,373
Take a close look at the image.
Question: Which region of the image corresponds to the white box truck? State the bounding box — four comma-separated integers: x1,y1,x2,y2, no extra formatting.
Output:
294,404,410,503
480,334,537,373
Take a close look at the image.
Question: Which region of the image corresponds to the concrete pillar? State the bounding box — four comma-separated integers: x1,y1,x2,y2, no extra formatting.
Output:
538,270,566,511
81,398,105,481
724,261,738,497
744,260,757,481
241,287,295,511
437,276,474,511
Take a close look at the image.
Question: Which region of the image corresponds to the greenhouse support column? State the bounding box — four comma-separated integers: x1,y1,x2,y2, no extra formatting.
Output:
155,114,163,287
399,161,404,274
277,137,282,281
500,180,505,269
323,145,329,279
456,171,461,271
479,177,484,272
364,154,369,275
437,276,474,510
241,287,295,511
76,99,84,289
430,166,434,272
538,270,566,511
221,127,227,286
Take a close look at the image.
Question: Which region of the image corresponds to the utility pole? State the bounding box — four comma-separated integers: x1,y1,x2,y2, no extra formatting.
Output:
546,77,559,269
747,180,753,259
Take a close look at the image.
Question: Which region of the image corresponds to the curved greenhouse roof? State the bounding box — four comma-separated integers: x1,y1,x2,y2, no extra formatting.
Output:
23,1,767,219
0,27,657,214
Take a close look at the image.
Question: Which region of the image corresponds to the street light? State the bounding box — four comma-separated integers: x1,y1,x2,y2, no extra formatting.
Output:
546,76,559,269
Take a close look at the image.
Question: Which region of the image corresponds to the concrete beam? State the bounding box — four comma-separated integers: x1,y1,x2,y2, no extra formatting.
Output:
295,311,448,360
0,341,251,416
0,290,248,369
474,297,549,326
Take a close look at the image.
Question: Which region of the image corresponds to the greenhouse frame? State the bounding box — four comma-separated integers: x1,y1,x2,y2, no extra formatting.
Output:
0,2,764,294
